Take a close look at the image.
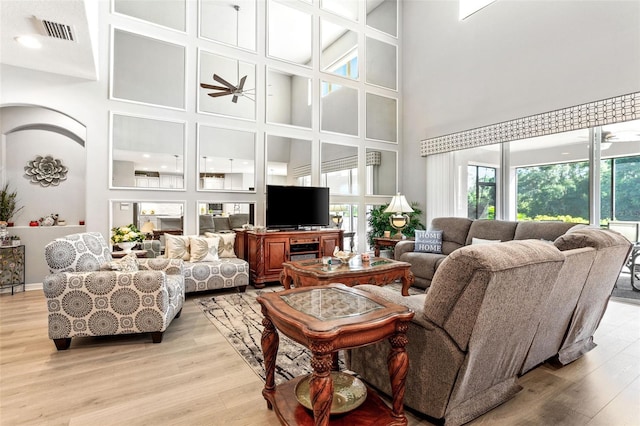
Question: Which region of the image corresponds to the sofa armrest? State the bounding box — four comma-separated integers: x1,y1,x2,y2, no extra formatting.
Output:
43,270,167,298
138,258,184,275
394,240,415,260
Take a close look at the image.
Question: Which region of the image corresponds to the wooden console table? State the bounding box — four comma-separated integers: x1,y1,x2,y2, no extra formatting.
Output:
257,284,415,426
238,229,343,288
373,237,414,257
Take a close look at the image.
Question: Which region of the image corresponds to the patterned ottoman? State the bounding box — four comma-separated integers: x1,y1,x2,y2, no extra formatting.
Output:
182,258,249,294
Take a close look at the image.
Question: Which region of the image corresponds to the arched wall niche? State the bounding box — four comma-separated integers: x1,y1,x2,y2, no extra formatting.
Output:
0,104,87,227
1,104,86,144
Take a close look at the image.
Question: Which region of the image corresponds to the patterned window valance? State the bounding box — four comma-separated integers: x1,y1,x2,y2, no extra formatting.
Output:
292,151,382,178
420,92,639,156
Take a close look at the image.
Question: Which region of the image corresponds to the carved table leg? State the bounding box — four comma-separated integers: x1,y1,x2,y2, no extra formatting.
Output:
310,343,334,426
401,270,415,296
387,321,410,424
279,269,292,289
261,307,279,409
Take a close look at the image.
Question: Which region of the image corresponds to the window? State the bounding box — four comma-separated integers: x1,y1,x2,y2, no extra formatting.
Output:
467,165,496,219
332,55,358,79
330,203,358,252
516,161,590,223
321,168,358,195
321,49,358,97
601,155,640,222
297,175,311,186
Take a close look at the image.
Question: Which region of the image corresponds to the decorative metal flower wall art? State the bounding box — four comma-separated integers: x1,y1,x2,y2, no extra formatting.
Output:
24,155,68,187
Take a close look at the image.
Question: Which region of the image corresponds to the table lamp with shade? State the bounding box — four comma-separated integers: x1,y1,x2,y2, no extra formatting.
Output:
384,193,414,239
140,220,155,239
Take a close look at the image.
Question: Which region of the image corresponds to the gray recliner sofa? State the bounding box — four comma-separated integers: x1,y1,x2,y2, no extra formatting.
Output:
199,213,249,234
395,217,578,289
347,227,631,425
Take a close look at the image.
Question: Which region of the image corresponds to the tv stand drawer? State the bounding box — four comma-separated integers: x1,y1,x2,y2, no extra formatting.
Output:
290,237,319,245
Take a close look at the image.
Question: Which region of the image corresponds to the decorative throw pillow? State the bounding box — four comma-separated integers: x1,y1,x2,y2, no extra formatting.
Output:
103,252,139,272
205,232,237,258
164,234,191,261
471,237,501,245
189,236,219,262
414,230,443,254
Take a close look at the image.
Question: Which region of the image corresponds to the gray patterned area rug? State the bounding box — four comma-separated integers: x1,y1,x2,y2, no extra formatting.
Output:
195,286,340,385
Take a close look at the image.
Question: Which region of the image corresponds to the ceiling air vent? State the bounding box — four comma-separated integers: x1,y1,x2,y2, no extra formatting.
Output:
38,19,75,42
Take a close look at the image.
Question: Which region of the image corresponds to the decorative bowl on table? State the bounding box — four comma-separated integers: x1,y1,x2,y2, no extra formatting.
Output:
294,371,367,414
117,242,136,253
332,249,356,264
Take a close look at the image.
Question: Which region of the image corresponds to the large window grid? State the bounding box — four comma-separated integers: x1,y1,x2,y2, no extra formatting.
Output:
514,155,639,224
449,121,640,226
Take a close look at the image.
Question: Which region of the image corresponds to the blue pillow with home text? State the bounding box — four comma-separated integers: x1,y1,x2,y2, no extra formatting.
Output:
414,230,443,254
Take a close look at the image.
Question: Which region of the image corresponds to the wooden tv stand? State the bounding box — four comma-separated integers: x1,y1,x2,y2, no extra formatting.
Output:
236,229,343,288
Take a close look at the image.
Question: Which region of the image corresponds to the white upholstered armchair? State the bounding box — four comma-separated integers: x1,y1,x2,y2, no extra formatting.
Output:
43,232,185,350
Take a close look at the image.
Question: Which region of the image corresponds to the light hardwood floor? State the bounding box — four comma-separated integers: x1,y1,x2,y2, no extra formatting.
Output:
1,289,639,426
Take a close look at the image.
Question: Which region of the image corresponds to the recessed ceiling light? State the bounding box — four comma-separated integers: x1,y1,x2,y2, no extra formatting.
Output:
160,165,167,169
561,152,570,155
142,154,151,158
15,35,42,49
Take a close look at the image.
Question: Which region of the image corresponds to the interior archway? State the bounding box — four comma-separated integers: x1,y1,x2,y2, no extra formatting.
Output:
0,104,86,226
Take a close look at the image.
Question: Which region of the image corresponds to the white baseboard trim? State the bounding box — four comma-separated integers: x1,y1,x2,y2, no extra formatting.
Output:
0,282,42,294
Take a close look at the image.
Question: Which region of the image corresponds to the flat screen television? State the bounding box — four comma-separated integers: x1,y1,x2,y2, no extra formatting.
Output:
266,185,330,229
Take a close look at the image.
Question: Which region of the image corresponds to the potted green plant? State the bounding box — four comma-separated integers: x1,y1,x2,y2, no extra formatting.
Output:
0,182,24,225
367,202,425,248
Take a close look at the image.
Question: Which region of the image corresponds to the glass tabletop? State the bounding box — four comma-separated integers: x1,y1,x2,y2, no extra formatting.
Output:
280,287,383,321
296,257,395,272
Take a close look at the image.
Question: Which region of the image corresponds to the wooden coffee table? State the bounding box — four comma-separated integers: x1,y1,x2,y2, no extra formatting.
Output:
280,257,415,296
257,284,415,426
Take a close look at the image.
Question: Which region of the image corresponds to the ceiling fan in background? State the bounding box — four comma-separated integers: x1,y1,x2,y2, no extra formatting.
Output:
603,130,640,142
200,73,254,103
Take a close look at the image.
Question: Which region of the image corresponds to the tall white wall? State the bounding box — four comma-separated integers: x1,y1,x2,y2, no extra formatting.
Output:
402,0,640,221
1,1,402,284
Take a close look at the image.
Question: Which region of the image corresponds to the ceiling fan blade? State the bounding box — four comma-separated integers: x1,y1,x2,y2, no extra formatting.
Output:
213,74,236,89
232,95,239,103
208,92,232,98
237,75,247,91
200,83,228,90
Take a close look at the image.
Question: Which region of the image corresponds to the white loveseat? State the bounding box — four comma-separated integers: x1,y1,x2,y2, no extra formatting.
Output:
157,233,249,294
